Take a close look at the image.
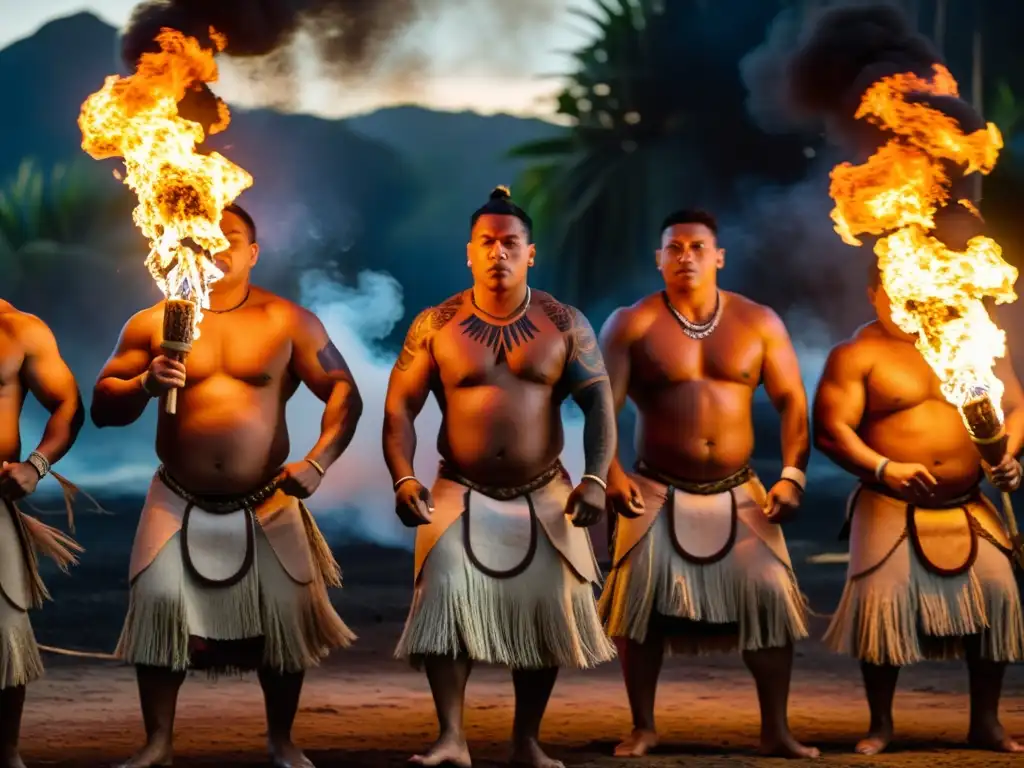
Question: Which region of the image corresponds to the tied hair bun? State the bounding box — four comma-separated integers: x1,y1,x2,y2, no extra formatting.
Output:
490,185,512,201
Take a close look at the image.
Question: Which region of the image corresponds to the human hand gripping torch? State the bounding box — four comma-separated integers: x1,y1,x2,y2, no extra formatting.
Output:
161,296,196,415
960,390,1024,566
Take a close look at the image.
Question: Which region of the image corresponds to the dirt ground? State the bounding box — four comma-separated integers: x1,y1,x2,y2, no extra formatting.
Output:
18,619,1024,768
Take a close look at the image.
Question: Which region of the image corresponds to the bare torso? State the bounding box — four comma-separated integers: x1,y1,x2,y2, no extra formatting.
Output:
855,324,983,496
428,290,573,486
139,292,300,495
624,292,768,481
0,301,27,464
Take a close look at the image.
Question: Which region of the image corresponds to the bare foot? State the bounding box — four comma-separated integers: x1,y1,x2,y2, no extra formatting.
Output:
855,724,893,756
613,729,659,757
510,738,564,768
269,737,316,767
409,734,471,768
759,732,821,759
114,740,173,768
968,723,1024,753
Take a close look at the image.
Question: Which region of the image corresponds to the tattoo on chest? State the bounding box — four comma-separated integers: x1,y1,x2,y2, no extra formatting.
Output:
460,313,539,364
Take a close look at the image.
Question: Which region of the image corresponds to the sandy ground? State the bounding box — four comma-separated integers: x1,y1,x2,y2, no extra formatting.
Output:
18,617,1024,768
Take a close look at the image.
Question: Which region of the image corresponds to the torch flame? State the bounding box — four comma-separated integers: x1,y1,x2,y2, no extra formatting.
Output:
828,64,1018,419
78,28,253,337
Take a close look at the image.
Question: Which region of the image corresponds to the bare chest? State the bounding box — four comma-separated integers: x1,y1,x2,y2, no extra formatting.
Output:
433,313,567,388
633,316,763,388
866,349,948,414
151,317,292,387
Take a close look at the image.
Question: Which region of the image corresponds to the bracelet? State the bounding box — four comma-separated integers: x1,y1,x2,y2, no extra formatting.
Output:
780,466,806,492
393,475,418,491
305,458,326,477
27,451,50,479
874,457,890,482
581,473,607,490
140,371,160,398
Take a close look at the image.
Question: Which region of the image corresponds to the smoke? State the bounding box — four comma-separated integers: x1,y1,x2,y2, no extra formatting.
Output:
120,0,568,108
785,1,987,250
738,6,817,137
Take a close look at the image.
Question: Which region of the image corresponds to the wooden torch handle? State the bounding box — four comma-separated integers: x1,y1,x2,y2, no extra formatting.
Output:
165,388,178,415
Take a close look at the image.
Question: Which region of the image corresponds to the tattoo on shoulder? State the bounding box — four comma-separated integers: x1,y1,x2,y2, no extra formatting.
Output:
430,292,464,330
539,295,573,332
565,307,608,391
317,341,351,377
395,293,464,372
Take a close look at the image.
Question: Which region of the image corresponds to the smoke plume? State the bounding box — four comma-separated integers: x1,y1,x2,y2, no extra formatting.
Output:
786,1,987,250
120,0,566,105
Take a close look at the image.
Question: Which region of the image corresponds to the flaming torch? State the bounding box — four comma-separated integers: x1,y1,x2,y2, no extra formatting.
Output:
788,4,1022,563
78,27,253,415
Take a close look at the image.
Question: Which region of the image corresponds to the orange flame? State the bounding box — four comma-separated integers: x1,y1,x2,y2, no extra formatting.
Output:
78,28,253,337
828,64,1017,417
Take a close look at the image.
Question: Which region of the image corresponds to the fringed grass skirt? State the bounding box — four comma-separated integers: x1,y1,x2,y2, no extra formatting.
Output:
0,593,43,690
115,526,354,676
824,486,1024,666
599,472,808,655
395,471,615,671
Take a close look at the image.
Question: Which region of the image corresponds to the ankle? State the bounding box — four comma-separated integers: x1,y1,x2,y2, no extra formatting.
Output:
868,716,894,733
511,732,540,747
437,727,466,742
969,715,1002,732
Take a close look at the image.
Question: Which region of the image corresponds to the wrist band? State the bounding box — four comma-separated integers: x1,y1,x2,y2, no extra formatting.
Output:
780,466,806,491
27,451,50,479
875,458,890,481
305,458,326,477
141,372,159,398
393,475,417,491
582,474,607,490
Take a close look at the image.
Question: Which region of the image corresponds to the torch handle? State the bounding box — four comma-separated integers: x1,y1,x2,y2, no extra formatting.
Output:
161,348,189,416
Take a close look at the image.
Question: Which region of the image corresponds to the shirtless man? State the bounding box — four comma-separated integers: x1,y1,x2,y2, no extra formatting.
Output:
597,209,818,759
384,186,617,768
815,261,1024,755
0,300,84,768
91,204,362,768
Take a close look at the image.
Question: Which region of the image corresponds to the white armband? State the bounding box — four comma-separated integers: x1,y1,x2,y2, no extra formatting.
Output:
780,466,806,491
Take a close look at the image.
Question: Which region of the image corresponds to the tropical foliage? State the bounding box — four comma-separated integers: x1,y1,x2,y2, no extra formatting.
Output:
509,0,816,307
513,0,1024,308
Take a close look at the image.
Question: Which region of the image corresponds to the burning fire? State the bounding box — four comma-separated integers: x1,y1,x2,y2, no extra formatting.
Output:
78,28,252,337
828,64,1018,418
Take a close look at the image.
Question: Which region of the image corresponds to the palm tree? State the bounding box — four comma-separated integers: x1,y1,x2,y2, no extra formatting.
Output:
509,0,814,308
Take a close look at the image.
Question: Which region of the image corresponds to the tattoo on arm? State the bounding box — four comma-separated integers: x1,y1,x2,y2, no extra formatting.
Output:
317,341,351,377
396,293,464,372
575,370,617,479
562,307,609,393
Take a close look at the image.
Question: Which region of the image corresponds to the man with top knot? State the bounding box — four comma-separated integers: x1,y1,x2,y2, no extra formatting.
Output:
384,186,617,768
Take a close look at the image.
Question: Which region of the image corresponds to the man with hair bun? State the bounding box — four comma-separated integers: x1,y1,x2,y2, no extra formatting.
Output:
384,186,617,768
